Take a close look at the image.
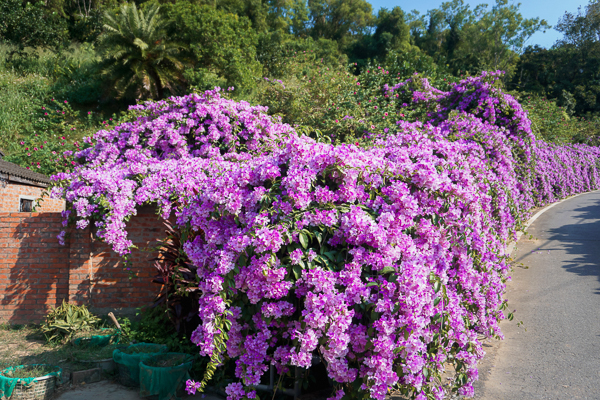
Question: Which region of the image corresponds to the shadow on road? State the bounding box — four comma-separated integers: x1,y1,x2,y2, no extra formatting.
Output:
544,197,600,295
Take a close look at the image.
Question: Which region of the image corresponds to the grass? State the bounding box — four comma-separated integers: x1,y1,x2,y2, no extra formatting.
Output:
144,353,189,368
0,43,124,156
121,344,165,355
0,323,130,377
70,344,122,362
0,69,50,151
0,364,60,379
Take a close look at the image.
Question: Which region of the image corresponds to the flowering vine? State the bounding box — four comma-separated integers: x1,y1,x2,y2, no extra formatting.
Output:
50,76,600,400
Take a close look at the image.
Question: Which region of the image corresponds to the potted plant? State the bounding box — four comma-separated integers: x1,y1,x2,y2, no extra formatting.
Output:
139,353,194,400
113,343,168,387
0,364,61,400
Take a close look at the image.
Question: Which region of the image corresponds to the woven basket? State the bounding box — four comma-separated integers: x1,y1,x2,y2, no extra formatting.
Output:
7,374,56,400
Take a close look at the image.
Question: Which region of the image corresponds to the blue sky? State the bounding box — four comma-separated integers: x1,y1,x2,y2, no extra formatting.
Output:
368,0,591,49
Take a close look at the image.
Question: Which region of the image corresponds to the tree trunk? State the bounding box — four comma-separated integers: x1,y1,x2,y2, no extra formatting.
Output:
149,68,164,100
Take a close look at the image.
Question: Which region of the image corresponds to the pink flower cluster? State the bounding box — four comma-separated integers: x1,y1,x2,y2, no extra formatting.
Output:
51,78,600,400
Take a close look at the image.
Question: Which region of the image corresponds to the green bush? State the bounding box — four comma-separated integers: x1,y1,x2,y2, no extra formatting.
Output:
49,44,102,105
518,93,600,145
165,1,262,96
251,51,362,143
41,301,101,344
3,98,104,176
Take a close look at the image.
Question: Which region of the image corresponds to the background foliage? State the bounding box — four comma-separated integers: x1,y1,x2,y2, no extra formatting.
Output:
2,0,600,171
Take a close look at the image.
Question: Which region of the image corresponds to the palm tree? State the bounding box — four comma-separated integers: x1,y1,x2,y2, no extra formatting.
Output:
99,2,187,100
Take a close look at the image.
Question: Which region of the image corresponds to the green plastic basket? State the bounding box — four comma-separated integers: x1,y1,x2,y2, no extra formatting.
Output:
139,353,194,400
113,343,168,387
72,328,121,347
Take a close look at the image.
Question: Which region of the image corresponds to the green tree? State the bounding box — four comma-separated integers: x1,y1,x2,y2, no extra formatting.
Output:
555,1,600,52
513,1,600,116
165,1,261,95
98,2,188,100
412,0,548,79
289,0,310,36
349,6,412,63
308,0,375,47
256,31,345,78
459,0,548,77
410,0,473,69
0,0,68,51
190,0,269,32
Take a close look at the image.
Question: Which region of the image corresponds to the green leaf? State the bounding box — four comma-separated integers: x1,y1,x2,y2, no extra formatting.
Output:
433,281,441,293
433,297,441,307
315,231,323,244
293,264,303,280
381,266,395,274
299,232,309,249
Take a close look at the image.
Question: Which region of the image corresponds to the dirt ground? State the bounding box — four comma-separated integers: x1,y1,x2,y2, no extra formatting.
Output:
0,323,109,383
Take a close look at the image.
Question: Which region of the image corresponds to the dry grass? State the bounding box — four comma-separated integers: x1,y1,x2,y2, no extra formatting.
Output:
0,324,116,377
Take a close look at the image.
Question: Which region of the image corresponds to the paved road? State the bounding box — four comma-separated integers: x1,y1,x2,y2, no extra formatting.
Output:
54,380,223,400
474,191,600,399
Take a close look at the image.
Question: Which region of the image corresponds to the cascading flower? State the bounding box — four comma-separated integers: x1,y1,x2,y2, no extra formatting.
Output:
51,78,600,400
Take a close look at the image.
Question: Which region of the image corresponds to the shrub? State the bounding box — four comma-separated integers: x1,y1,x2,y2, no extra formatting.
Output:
4,98,104,176
51,76,600,400
518,94,600,145
251,51,361,143
41,301,101,343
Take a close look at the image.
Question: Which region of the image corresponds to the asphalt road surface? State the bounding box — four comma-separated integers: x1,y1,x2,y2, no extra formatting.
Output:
473,191,600,399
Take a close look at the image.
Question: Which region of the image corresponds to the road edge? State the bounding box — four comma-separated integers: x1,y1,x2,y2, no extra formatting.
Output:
505,189,600,256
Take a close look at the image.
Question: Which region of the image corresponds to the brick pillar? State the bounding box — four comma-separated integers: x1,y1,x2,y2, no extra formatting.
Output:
68,227,92,305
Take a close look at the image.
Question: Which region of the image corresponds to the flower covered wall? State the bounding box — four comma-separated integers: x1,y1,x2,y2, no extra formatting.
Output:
51,75,600,400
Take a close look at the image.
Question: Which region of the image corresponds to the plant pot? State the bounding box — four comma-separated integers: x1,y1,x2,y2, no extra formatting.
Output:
113,343,168,387
71,328,120,347
9,374,56,400
0,365,61,400
139,353,194,400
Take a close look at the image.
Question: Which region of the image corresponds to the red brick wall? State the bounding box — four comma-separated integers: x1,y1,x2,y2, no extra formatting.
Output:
0,206,165,324
0,182,65,212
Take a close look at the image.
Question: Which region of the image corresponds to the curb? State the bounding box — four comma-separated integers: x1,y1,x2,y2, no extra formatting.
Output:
505,189,600,256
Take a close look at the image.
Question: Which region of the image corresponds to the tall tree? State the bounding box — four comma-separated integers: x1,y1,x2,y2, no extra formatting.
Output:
349,6,411,63
514,1,600,115
0,0,68,51
194,0,269,32
412,0,548,78
308,0,375,46
460,0,548,75
165,1,262,94
98,2,187,100
410,0,473,68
